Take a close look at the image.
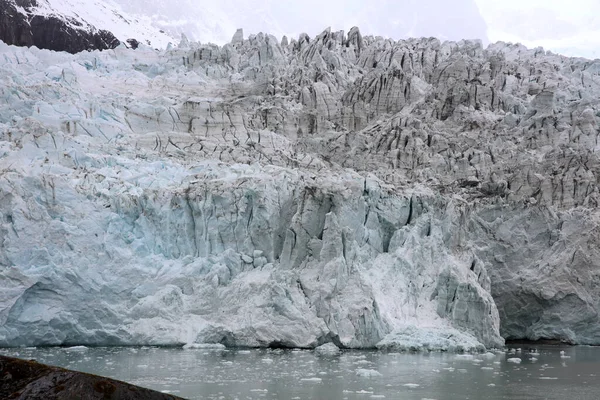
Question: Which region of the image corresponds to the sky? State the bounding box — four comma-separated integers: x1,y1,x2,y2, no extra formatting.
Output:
110,0,598,59
475,0,600,59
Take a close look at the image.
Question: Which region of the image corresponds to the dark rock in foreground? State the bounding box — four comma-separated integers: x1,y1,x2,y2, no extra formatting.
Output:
0,355,183,400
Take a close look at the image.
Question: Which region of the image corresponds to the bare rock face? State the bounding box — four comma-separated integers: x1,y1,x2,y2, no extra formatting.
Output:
0,355,182,399
0,26,599,349
0,0,120,53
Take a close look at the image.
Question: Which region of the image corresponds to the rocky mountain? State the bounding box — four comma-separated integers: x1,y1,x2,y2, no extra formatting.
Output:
0,0,117,53
0,27,599,350
0,0,176,53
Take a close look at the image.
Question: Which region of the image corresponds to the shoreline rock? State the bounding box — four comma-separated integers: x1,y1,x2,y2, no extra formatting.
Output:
0,355,183,399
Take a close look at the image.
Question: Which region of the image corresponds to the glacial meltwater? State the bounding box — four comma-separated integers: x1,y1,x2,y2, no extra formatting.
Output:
2,345,600,399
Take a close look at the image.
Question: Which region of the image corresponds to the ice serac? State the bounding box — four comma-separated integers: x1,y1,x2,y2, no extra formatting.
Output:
231,29,243,46
0,27,599,350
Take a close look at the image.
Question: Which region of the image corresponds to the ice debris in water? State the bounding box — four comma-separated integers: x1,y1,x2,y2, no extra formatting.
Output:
314,342,341,356
183,343,226,350
64,346,88,352
356,369,382,377
300,377,322,383
402,383,420,388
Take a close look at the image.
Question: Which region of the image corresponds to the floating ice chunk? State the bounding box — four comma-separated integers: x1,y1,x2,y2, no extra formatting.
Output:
402,383,420,388
539,377,558,380
64,346,88,351
314,342,341,356
507,358,522,364
183,343,226,350
356,369,382,377
300,377,322,382
530,357,538,362
355,390,374,394
481,367,494,370
370,395,386,398
455,354,474,360
559,350,571,359
377,326,486,353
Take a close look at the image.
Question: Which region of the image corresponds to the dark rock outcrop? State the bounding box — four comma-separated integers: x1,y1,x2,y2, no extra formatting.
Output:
0,0,120,53
0,355,183,400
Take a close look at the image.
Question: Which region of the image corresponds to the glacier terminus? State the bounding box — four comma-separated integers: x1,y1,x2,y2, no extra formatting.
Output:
1,26,600,352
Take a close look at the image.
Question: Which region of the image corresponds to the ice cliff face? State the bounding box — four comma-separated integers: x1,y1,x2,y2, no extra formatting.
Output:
0,28,599,349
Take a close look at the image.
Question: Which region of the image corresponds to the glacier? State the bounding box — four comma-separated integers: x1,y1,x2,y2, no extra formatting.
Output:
0,27,600,350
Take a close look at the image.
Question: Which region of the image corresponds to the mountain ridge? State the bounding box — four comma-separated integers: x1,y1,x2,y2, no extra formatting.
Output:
0,0,490,54
0,0,178,53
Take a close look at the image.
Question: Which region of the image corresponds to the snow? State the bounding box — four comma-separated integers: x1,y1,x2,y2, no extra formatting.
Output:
23,0,177,48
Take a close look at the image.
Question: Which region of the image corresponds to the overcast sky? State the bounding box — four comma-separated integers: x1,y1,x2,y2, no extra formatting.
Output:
120,0,598,59
475,0,600,59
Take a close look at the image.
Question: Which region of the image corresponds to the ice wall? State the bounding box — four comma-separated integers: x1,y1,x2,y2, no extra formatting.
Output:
1,28,600,348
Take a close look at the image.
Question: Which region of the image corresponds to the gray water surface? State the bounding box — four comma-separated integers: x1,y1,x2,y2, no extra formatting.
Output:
2,345,600,399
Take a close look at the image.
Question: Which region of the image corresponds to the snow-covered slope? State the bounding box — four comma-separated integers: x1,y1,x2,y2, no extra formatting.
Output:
27,0,176,47
0,28,599,350
0,0,177,52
